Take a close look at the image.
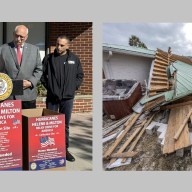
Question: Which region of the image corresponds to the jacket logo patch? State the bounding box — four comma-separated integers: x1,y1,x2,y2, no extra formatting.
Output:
68,60,75,64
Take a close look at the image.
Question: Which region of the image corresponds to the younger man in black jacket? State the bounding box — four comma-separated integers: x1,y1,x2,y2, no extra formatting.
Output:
41,35,84,162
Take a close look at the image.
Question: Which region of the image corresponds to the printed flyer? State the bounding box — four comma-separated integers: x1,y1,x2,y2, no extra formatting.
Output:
28,114,66,170
0,100,22,170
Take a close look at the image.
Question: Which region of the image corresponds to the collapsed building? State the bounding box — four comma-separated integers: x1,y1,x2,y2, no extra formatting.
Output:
103,44,192,170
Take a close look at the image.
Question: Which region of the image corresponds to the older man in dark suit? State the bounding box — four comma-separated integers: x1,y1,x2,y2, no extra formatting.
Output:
0,25,42,109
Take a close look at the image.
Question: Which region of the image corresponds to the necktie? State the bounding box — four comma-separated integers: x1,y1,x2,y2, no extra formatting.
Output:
17,45,22,65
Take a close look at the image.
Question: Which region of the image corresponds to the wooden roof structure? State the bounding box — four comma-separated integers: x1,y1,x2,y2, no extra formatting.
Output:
148,48,192,96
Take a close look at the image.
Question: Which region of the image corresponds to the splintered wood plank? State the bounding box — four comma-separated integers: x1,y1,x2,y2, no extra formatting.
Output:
103,115,130,136
156,50,168,57
103,112,140,159
156,49,192,65
151,76,168,81
163,109,177,154
150,85,169,92
154,60,168,66
153,67,166,73
152,71,168,77
121,113,156,163
150,80,168,86
155,55,168,63
144,96,165,111
160,101,192,110
154,63,168,69
109,119,147,164
163,105,192,154
175,96,192,103
171,54,192,65
174,105,191,151
149,91,157,96
156,53,170,62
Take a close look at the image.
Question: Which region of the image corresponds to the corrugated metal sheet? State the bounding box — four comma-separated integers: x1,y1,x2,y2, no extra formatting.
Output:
139,60,192,112
171,61,192,97
148,48,192,96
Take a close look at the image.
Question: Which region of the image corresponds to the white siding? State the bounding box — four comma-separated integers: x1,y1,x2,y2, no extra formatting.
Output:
103,52,153,83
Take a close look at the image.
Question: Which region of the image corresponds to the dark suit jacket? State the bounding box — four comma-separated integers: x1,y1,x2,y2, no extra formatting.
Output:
0,42,42,101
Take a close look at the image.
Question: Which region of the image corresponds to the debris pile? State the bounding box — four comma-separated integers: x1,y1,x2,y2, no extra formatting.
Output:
103,48,192,170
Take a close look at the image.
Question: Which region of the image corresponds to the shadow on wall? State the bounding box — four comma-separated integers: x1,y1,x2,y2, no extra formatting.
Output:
49,22,92,51
49,22,92,43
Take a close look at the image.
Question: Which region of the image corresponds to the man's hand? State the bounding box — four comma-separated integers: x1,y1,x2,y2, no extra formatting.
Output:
23,80,32,89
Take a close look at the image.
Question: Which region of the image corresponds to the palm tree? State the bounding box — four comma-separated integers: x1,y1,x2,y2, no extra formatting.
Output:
129,35,147,49
138,42,147,49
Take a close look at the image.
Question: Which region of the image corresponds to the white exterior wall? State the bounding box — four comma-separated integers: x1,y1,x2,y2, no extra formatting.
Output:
103,52,153,83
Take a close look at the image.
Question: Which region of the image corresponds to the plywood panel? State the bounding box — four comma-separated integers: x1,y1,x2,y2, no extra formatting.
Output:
174,105,191,150
163,105,192,154
163,109,177,154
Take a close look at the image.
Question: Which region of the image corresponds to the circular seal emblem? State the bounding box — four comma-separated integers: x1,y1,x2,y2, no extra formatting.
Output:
0,73,13,101
30,162,37,170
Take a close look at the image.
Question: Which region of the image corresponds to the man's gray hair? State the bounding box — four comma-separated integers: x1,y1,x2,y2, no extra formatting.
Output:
15,25,29,35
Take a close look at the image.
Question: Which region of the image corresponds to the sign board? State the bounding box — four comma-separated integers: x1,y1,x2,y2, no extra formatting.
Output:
22,109,66,170
0,100,22,170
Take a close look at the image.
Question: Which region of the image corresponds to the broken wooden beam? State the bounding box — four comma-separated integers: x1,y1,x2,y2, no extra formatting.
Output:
109,119,147,165
144,96,165,111
103,115,130,136
103,112,140,160
160,101,192,110
121,113,156,163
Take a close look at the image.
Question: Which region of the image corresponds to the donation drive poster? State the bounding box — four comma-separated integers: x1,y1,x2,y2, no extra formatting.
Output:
28,114,66,170
0,100,22,170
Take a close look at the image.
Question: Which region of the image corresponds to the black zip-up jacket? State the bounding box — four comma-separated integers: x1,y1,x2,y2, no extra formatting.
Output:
41,49,84,100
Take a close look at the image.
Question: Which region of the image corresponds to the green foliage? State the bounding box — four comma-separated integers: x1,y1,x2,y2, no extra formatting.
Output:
129,35,147,49
36,81,47,97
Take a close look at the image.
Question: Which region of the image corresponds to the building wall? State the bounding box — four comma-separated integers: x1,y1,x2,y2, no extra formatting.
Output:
36,96,92,113
0,22,93,113
103,52,153,83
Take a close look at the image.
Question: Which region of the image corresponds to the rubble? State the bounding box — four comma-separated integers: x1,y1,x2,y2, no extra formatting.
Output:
103,48,192,171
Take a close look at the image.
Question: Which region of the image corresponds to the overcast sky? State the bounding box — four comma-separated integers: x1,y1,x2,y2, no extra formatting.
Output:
103,23,192,56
